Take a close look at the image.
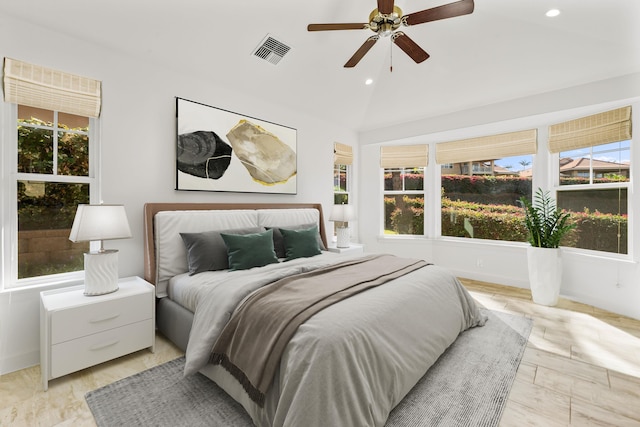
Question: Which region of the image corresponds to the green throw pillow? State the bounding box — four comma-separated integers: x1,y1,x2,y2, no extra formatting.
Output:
279,226,322,261
269,223,326,258
221,229,279,271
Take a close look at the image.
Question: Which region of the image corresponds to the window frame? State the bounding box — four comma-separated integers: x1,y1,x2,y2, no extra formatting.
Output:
382,166,426,236
552,140,631,256
1,103,100,290
333,163,351,205
438,154,534,243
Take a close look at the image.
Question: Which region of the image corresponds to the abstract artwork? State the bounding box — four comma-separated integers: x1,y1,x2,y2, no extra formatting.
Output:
176,97,297,194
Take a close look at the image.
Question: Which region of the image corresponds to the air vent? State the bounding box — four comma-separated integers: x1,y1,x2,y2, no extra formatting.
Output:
252,35,291,65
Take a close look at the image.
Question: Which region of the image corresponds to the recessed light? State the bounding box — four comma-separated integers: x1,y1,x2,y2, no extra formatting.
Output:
545,9,560,17
365,78,373,85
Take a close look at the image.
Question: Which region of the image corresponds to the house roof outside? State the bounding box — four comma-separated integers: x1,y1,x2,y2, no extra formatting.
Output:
519,157,629,177
559,157,630,172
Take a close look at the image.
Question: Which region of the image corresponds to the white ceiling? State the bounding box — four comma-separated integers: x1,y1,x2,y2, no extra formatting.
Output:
2,0,639,132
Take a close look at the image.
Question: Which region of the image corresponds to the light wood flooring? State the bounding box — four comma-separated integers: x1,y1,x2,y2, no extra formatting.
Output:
1,279,639,426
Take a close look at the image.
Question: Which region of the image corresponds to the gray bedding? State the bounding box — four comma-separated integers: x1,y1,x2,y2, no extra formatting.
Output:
183,253,487,427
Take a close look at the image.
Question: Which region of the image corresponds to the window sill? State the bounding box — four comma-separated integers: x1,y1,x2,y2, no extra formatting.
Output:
376,235,635,263
377,234,429,243
560,247,636,264
1,273,84,294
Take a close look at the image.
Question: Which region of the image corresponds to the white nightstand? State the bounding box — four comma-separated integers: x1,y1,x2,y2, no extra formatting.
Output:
40,276,155,391
328,243,364,255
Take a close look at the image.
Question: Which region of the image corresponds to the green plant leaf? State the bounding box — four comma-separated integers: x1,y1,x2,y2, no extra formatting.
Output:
520,188,576,248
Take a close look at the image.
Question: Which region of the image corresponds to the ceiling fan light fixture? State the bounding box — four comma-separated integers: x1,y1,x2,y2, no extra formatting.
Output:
379,22,394,36
368,6,403,35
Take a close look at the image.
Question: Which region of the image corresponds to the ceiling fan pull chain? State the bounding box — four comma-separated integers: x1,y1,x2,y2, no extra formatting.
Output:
390,39,393,72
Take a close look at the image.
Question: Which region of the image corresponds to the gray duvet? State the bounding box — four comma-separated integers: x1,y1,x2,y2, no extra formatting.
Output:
184,253,487,427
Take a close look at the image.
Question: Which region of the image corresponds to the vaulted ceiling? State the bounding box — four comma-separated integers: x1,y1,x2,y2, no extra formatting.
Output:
2,0,639,132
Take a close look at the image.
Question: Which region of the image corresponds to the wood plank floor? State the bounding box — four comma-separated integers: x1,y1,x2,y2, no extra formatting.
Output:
461,279,640,427
1,279,639,426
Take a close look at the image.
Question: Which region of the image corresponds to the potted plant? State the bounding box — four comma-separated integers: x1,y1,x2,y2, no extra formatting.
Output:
520,188,575,306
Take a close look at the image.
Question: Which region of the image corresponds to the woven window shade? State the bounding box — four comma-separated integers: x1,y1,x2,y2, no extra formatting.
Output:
548,106,632,153
334,142,353,165
3,57,101,117
436,129,537,164
380,145,428,168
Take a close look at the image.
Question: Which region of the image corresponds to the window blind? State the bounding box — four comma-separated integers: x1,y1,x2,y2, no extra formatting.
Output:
334,142,353,165
380,145,428,168
548,106,632,153
435,129,537,164
3,57,102,117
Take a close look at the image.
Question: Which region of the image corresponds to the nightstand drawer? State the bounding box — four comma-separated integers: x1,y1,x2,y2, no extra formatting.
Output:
50,319,154,378
51,292,152,344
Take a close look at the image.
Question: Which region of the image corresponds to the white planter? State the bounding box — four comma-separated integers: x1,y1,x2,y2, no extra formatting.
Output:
526,246,562,306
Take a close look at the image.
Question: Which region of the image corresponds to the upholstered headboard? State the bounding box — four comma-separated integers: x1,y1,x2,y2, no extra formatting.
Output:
143,203,328,293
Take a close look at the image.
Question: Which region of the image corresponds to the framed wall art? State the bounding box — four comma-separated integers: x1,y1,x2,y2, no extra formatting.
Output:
176,97,297,194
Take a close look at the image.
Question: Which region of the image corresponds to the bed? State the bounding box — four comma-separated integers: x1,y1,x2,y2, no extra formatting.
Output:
143,202,486,427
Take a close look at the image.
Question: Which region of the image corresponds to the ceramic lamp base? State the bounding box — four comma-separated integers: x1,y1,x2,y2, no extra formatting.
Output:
336,227,350,248
84,250,119,296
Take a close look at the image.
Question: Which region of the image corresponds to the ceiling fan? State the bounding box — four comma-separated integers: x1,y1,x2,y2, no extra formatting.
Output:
307,0,474,68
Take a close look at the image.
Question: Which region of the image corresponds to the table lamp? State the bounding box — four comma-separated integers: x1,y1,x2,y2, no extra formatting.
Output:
329,203,355,248
69,204,132,295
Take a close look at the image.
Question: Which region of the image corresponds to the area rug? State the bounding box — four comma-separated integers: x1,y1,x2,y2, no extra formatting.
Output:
85,309,532,427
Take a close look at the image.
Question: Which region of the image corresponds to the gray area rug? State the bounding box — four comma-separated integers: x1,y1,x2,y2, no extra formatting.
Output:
86,309,531,427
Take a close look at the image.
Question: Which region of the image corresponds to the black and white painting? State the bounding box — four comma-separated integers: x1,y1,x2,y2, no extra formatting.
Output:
176,97,297,194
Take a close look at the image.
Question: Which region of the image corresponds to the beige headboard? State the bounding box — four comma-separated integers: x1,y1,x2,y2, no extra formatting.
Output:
143,202,328,286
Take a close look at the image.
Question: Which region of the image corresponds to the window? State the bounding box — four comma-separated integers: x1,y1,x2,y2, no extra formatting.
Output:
381,145,428,235
15,106,93,279
2,58,101,287
550,106,631,254
436,129,537,242
334,164,350,204
333,143,352,204
383,167,425,235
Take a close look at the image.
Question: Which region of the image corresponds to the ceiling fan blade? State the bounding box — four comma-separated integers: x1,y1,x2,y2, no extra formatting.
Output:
377,0,395,15
392,32,430,63
403,0,474,26
344,36,379,68
308,23,368,31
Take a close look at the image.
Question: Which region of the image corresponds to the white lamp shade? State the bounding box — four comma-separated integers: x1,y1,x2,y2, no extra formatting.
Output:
329,204,355,222
69,204,132,242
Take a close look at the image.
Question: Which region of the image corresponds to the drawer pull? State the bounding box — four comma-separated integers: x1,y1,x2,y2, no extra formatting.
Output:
90,340,119,351
89,313,120,323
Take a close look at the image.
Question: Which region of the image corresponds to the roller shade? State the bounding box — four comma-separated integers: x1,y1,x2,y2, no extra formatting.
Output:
436,129,537,164
334,142,353,165
3,57,102,117
380,145,428,168
548,106,632,153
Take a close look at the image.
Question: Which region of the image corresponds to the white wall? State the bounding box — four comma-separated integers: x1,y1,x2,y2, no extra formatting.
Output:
359,73,640,321
0,15,357,374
